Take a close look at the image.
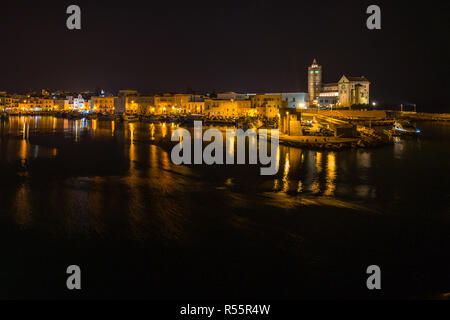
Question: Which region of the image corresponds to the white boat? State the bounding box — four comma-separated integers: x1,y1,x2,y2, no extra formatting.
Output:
393,121,421,134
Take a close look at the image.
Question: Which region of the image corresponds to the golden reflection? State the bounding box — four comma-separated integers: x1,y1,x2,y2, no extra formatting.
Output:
324,152,336,196
129,123,135,141
150,123,155,140
22,122,26,139
111,120,115,136
315,152,322,173
161,123,167,138
92,119,97,132
273,179,279,191
53,117,56,130
129,138,136,173
161,146,170,170
226,134,235,161
289,148,302,171
75,120,78,142
275,144,280,170
282,153,290,192
310,180,320,194
143,145,186,241
19,139,27,159
297,180,303,193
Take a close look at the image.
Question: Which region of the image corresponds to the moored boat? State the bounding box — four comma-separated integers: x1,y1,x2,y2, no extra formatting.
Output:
123,114,139,122
393,121,421,135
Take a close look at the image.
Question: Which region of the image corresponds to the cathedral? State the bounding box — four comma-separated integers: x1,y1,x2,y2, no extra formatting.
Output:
308,59,370,109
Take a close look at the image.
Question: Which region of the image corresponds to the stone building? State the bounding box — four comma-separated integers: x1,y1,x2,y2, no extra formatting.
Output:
308,59,370,109
337,75,370,108
91,96,116,114
114,90,139,114
308,58,322,105
250,94,282,118
204,98,251,117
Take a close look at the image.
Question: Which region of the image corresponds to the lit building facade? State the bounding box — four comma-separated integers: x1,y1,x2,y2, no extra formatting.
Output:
318,83,339,108
308,59,371,109
0,96,19,110
91,96,116,113
135,96,155,115
337,75,370,108
15,97,55,111
204,98,251,117
115,90,139,114
250,94,282,118
53,98,70,111
270,92,308,109
308,58,322,105
72,94,86,110
153,94,204,114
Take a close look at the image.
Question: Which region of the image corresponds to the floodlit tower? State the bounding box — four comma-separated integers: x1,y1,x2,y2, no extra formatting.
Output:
308,58,322,106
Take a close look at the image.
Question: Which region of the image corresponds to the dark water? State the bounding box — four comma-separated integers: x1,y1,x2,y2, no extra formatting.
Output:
0,116,449,299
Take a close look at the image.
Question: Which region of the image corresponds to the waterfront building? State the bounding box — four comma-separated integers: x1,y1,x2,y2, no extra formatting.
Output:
181,96,205,114
53,98,70,111
135,96,155,115
204,98,252,117
250,94,283,118
318,95,339,108
40,98,55,110
153,93,204,115
66,94,88,111
318,83,339,108
153,94,180,114
268,92,308,109
337,75,370,108
91,96,116,113
0,95,18,110
115,90,139,114
308,59,370,109
16,97,55,111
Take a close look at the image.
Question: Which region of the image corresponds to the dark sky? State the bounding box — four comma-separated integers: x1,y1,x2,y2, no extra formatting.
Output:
1,0,448,109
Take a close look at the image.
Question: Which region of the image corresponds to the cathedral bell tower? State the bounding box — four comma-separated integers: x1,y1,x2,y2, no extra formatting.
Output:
308,58,322,106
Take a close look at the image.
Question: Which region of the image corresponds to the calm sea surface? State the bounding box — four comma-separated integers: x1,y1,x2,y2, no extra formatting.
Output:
0,116,449,299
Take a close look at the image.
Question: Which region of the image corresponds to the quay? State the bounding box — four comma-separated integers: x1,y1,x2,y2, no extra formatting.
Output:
2,109,446,151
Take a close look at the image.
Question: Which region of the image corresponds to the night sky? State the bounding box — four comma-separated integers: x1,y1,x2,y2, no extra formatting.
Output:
1,0,448,110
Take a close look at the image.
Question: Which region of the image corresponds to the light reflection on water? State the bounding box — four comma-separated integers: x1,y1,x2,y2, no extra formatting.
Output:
1,116,449,237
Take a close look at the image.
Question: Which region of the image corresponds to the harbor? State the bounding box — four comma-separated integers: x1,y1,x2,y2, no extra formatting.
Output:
1,115,449,299
0,109,436,152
